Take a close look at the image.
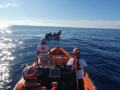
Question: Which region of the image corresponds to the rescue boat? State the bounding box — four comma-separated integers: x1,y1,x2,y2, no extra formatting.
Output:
14,45,97,90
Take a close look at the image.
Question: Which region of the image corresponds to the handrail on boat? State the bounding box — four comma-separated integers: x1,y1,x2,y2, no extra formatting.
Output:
35,55,74,66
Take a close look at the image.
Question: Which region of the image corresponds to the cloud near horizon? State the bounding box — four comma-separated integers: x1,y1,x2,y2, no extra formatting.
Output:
0,18,120,29
0,3,19,8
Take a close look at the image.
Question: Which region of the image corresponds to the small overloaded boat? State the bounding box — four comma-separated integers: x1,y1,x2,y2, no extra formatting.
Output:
45,30,61,39
14,45,97,90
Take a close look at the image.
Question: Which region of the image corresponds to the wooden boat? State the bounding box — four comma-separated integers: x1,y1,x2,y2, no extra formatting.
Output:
45,34,60,39
14,45,97,90
45,30,61,39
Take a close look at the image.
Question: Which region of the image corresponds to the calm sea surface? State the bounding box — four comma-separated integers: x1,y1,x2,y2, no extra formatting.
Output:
0,25,120,90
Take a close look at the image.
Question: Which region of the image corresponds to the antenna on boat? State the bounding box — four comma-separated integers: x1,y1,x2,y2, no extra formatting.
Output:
56,45,59,55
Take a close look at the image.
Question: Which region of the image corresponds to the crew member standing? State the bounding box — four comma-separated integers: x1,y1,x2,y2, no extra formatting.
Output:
37,38,51,55
73,48,87,90
37,39,51,64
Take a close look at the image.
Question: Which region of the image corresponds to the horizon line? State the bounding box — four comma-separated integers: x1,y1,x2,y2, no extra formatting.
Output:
9,24,120,30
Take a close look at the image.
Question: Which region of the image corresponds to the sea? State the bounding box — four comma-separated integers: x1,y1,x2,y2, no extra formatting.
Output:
0,25,120,90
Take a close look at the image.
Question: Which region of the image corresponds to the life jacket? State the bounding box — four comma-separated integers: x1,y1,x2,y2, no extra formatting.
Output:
51,86,57,90
15,83,47,90
76,57,82,70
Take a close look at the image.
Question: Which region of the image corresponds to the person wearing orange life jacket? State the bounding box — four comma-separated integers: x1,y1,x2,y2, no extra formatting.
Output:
13,66,57,90
73,48,87,90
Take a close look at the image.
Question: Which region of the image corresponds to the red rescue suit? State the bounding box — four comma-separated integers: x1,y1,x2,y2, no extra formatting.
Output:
14,83,57,90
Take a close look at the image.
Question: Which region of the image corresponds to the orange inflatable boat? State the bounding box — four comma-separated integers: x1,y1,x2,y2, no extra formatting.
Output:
14,45,97,90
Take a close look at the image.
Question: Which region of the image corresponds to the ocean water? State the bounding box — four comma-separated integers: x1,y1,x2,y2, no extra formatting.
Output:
0,25,120,90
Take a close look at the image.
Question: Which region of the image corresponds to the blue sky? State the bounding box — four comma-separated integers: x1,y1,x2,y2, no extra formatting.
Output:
0,0,120,29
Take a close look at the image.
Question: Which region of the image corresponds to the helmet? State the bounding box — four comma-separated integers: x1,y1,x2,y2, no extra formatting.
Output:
22,66,37,80
73,48,80,56
41,39,46,44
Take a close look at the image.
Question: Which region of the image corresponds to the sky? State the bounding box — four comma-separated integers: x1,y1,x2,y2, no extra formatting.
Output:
0,0,120,29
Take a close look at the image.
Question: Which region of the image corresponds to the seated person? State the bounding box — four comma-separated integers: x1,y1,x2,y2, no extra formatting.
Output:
49,32,52,36
13,66,57,90
57,32,60,35
53,33,56,36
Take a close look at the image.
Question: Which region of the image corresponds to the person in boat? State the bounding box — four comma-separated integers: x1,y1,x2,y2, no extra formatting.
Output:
37,38,51,55
37,39,52,64
56,30,61,35
53,32,57,36
57,32,60,35
59,30,61,34
45,34,48,38
46,32,52,37
67,48,87,90
13,66,58,90
49,32,52,36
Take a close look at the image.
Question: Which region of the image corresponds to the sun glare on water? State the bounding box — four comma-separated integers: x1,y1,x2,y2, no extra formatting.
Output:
0,24,12,34
0,24,14,89
0,24,10,29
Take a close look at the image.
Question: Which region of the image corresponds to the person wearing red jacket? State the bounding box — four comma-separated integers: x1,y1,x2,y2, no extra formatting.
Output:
73,48,87,90
13,66,57,90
